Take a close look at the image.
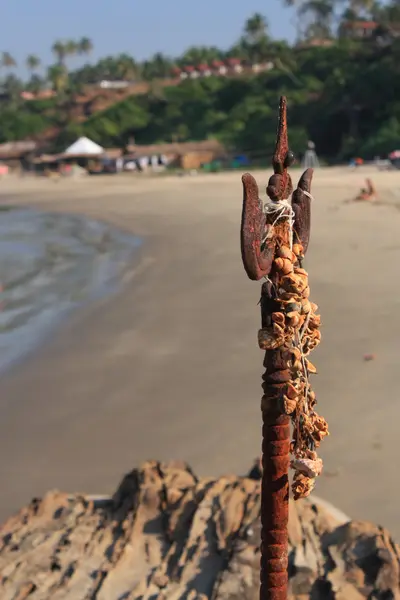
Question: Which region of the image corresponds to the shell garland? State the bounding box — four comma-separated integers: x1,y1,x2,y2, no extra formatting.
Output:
258,233,329,500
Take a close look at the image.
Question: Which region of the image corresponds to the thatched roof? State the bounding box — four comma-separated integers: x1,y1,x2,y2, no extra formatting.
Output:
0,141,38,159
33,147,121,164
126,139,225,157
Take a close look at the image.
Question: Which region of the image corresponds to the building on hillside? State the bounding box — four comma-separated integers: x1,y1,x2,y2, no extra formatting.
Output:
20,89,56,101
197,63,212,77
296,38,334,49
340,19,400,40
211,60,227,76
251,61,274,73
98,80,131,89
171,66,184,80
226,58,243,73
183,65,199,80
171,58,246,80
340,20,378,38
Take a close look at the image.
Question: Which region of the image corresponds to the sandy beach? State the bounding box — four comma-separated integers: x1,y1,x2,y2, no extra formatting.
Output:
0,167,399,539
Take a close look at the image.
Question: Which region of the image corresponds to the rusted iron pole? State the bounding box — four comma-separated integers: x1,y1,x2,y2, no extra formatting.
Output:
240,97,315,600
259,282,291,600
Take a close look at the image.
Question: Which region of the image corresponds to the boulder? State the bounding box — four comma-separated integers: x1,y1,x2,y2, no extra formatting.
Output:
0,460,399,599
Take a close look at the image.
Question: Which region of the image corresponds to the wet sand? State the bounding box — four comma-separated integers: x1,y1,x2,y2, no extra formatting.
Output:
0,207,141,374
0,168,400,538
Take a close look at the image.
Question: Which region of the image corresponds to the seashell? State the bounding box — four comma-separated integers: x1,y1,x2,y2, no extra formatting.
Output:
282,273,307,294
292,473,315,500
309,314,321,328
286,311,301,327
282,349,293,362
286,381,298,399
295,276,308,293
280,274,298,292
281,395,297,415
258,328,282,350
274,257,293,275
292,347,302,359
274,257,284,271
309,416,329,444
301,300,312,315
305,449,318,461
280,291,301,303
311,302,319,312
291,457,323,478
289,350,302,369
295,267,308,279
298,314,306,328
305,339,321,354
305,359,317,374
281,260,294,275
277,245,296,262
313,414,329,434
284,301,302,313
272,322,285,337
303,332,321,350
292,243,304,257
302,286,310,298
272,312,285,327
310,330,322,342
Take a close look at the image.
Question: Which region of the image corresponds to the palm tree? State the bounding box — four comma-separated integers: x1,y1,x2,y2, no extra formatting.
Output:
26,74,44,94
52,41,67,65
114,53,137,80
1,73,22,104
65,40,78,61
346,0,376,17
298,0,335,39
244,13,269,43
47,63,68,93
26,54,40,74
1,52,17,70
78,37,93,56
371,0,400,24
178,46,223,67
149,52,173,78
0,52,16,84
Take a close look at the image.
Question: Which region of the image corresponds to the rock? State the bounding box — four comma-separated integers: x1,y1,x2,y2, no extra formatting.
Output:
0,460,399,599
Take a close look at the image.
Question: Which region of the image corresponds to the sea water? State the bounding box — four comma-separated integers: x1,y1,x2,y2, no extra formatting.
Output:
0,206,142,374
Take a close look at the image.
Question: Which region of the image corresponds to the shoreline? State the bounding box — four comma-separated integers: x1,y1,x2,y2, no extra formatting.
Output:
1,169,400,540
0,205,144,377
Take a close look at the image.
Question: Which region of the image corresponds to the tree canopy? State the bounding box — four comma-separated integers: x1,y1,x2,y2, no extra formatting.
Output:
1,1,400,160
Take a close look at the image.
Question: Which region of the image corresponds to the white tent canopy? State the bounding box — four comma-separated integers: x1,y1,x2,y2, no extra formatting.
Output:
64,137,104,156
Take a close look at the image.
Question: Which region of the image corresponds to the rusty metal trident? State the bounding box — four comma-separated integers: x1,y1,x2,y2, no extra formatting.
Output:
240,96,314,600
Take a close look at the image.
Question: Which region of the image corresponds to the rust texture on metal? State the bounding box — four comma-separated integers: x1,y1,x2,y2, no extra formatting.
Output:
240,97,313,282
240,96,314,600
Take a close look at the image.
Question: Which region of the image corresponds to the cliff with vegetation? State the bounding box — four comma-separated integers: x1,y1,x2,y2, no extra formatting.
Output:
1,1,400,160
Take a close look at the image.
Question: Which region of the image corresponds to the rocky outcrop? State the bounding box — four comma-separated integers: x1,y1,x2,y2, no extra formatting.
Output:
0,461,399,599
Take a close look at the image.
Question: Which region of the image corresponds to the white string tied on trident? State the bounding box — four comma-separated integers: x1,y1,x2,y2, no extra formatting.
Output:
264,199,295,250
263,189,314,251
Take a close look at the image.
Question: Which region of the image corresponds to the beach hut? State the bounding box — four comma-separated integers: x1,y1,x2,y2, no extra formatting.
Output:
64,137,104,156
54,137,105,173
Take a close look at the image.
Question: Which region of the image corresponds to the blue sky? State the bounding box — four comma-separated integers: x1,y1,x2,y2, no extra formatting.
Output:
0,0,296,77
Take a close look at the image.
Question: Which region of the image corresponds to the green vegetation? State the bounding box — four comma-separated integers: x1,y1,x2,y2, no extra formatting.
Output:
1,1,400,160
